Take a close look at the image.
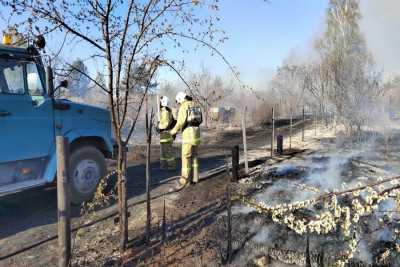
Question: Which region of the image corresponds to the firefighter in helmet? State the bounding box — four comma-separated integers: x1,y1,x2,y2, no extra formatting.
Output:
170,92,202,187
157,96,176,170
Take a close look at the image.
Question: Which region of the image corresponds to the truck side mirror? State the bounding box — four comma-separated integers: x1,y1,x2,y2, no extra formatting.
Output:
58,80,68,89
53,80,68,97
50,80,69,98
46,66,68,98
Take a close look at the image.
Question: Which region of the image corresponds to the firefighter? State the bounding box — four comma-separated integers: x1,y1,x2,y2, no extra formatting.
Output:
170,92,202,187
157,96,176,170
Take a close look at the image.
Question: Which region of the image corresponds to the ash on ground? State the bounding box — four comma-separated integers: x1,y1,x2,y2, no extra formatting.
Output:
216,134,400,267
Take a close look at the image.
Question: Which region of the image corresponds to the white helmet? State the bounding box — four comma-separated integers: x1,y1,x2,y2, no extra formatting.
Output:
175,91,187,104
160,96,169,107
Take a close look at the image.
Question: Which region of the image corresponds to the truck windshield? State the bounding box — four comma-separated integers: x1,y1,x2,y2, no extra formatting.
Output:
0,59,25,95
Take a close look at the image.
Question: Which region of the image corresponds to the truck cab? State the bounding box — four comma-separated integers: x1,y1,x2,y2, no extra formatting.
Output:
0,42,114,203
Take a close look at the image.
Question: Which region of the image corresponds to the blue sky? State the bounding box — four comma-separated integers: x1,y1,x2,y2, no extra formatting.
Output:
162,0,329,87
0,0,329,87
183,0,400,85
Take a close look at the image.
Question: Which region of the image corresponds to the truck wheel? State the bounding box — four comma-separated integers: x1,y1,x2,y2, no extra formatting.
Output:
69,146,106,204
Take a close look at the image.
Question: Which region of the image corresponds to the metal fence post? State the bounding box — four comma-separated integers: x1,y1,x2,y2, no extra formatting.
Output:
306,235,311,267
314,111,317,136
290,108,293,150
232,145,239,182
302,106,305,142
271,107,275,157
241,106,249,174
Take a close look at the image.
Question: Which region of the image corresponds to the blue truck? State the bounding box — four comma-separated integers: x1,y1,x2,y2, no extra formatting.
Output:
0,38,114,203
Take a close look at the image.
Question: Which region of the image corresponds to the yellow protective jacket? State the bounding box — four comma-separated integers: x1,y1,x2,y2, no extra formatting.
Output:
170,100,201,146
158,107,174,143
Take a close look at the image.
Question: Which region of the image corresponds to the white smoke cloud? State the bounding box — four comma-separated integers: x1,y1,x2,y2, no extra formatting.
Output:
354,239,372,264
255,152,359,207
360,0,400,75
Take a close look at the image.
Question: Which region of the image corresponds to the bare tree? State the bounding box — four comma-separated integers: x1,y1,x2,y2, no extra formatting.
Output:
383,75,400,112
84,72,109,108
303,64,328,114
188,66,231,127
316,0,384,133
270,64,306,115
144,94,154,244
65,59,90,99
270,0,385,133
1,0,226,253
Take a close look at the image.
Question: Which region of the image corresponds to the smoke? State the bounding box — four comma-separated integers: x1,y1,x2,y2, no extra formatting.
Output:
305,154,350,191
360,0,400,75
354,239,372,265
232,205,256,215
252,224,279,244
275,164,299,176
232,142,400,265
255,152,359,206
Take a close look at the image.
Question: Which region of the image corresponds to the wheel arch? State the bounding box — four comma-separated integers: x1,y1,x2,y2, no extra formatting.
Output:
70,136,112,159
43,129,114,183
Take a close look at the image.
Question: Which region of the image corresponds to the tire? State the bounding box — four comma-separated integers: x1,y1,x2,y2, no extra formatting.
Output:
69,146,106,204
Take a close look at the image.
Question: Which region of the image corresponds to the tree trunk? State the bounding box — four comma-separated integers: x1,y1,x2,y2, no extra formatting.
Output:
145,95,152,244
146,137,151,243
117,141,128,253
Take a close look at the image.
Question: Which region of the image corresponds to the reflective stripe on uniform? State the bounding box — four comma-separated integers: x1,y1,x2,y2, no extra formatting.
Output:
183,139,201,145
161,156,175,161
160,138,173,143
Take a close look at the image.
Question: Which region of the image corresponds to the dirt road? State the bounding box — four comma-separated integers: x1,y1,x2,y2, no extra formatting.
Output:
0,155,226,238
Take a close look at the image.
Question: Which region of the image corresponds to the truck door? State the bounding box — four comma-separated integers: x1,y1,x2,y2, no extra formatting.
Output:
0,58,54,187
